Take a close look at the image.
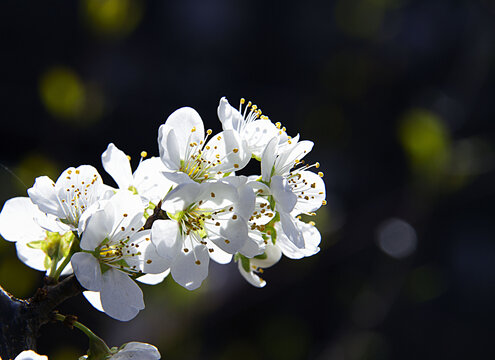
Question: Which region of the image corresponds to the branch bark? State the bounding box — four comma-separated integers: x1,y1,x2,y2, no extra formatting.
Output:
0,275,82,359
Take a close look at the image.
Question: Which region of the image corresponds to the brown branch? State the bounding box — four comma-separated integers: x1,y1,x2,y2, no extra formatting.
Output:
0,275,83,359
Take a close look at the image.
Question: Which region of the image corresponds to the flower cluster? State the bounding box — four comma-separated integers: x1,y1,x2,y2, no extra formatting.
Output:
0,96,326,322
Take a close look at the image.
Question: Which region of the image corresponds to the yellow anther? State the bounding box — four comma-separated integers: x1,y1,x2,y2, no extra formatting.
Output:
275,122,281,129
315,162,320,168
240,98,245,104
247,101,252,107
309,221,316,226
318,172,324,177
191,127,196,132
141,151,148,158
322,200,327,205
207,129,213,135
252,105,257,110
127,155,131,161
233,148,239,153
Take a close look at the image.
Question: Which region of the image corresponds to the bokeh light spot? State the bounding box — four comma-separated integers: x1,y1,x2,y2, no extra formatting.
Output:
39,67,85,120
376,218,417,259
398,108,451,181
81,0,144,38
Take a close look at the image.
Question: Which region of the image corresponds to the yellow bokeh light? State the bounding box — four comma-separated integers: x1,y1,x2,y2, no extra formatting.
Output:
81,0,144,38
398,108,451,183
39,67,85,120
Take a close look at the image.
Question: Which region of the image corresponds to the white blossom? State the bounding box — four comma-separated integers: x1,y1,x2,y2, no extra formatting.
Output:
158,107,250,183
102,143,173,204
151,181,250,290
27,165,108,230
217,97,282,158
71,191,167,321
237,241,282,288
261,136,326,248
0,197,72,275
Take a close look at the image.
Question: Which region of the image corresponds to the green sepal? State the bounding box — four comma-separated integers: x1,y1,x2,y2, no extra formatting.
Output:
59,218,72,226
27,240,45,250
268,196,276,213
239,254,251,273
254,253,268,260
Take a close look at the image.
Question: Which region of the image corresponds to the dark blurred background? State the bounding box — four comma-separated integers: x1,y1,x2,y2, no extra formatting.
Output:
1,0,495,359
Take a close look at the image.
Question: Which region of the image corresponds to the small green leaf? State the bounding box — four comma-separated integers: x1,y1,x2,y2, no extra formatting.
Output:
27,240,45,250
254,253,268,260
240,254,251,273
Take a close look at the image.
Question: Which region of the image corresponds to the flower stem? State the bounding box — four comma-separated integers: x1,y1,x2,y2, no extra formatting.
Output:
54,313,111,354
52,232,80,282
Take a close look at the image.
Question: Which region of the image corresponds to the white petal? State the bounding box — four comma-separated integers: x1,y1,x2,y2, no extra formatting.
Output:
71,252,102,291
236,184,256,220
159,107,205,162
251,241,282,268
171,242,209,290
217,96,236,130
293,170,326,214
162,182,202,213
279,211,304,248
237,260,266,288
244,120,280,158
150,219,181,268
27,176,63,218
100,268,144,321
133,157,175,203
101,143,133,190
159,128,181,170
83,290,104,312
136,269,170,285
205,239,232,264
275,140,314,176
161,171,195,187
14,350,48,360
203,130,250,174
277,221,321,259
239,231,265,258
15,242,47,272
80,208,113,251
271,176,297,213
0,197,46,243
261,137,279,182
111,342,161,360
126,230,169,274
209,218,248,254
